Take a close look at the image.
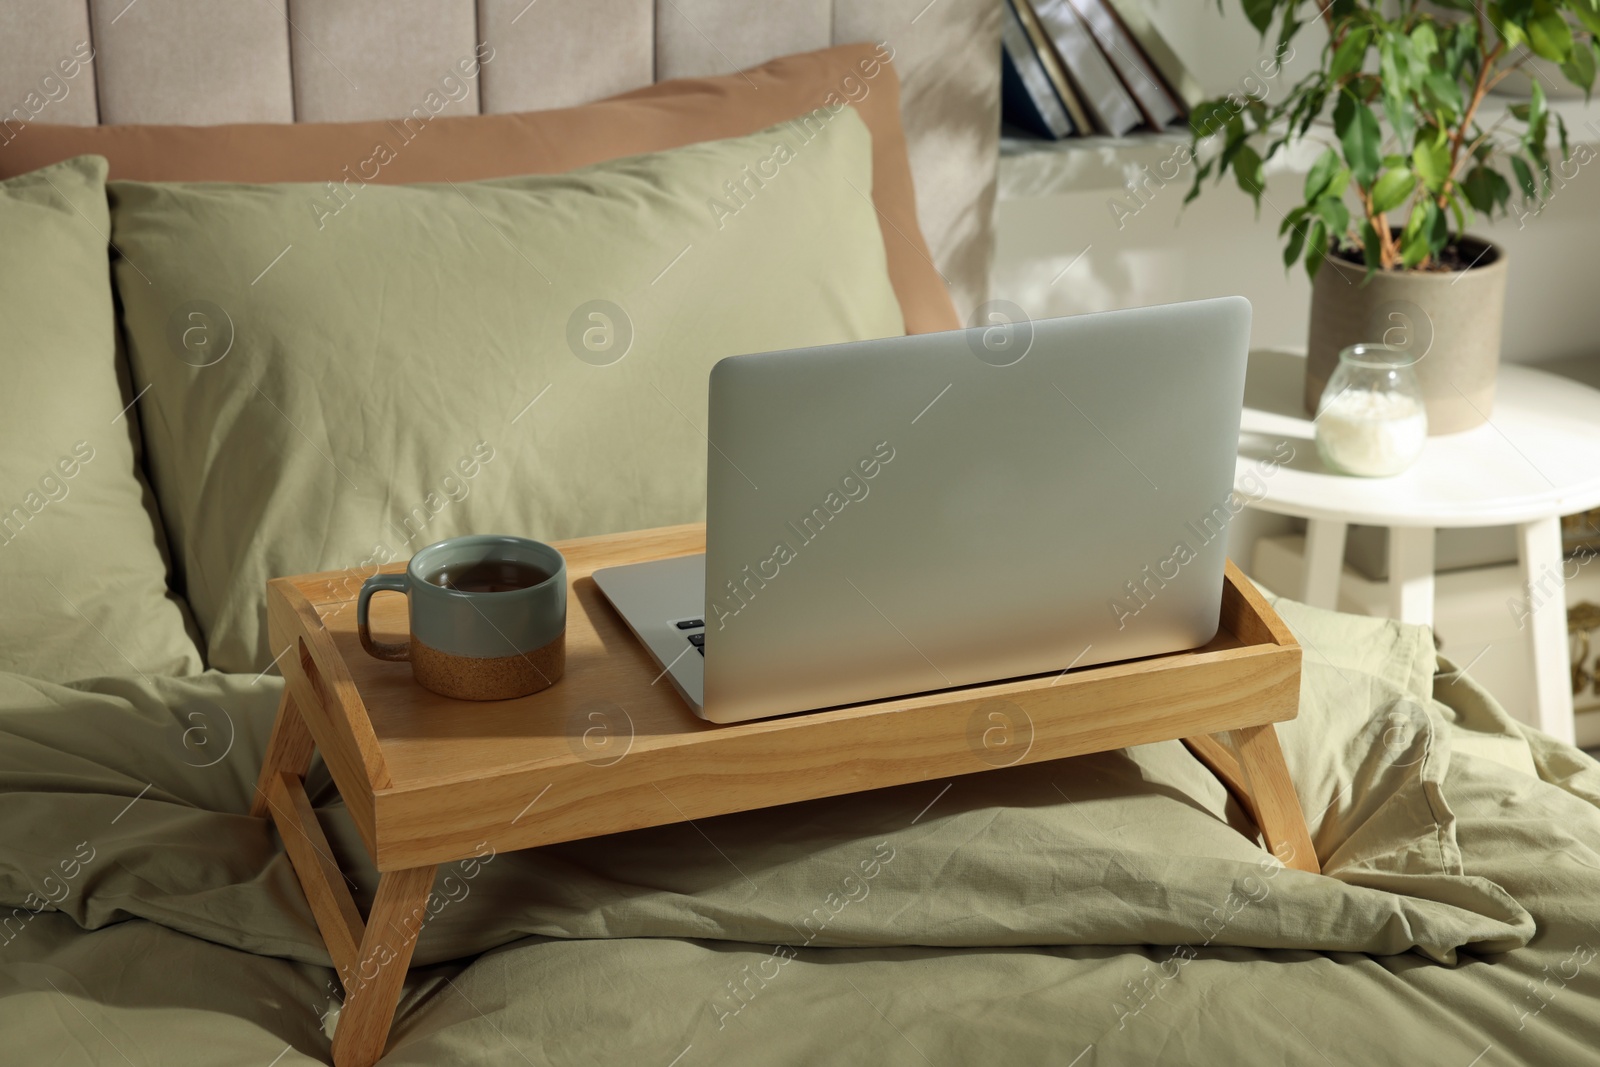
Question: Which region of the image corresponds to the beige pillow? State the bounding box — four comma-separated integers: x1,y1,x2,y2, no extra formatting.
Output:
111,109,905,673
0,156,202,680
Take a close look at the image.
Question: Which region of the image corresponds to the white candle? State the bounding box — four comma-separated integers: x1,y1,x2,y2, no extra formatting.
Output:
1316,389,1427,477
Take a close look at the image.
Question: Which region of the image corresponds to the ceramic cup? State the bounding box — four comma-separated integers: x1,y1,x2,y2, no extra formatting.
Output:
356,534,566,700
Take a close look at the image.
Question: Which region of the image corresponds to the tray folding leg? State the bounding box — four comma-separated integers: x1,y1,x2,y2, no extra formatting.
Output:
1183,723,1319,874
248,688,316,818
252,683,439,1067
329,864,438,1067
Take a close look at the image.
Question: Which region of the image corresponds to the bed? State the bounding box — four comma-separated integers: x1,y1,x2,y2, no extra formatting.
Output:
3,3,1600,1065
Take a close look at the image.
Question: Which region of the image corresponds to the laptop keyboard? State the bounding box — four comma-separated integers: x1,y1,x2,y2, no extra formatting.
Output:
674,618,706,655
668,620,707,655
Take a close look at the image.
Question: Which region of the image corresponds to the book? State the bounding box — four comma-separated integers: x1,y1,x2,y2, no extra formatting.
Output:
1028,0,1145,136
1001,0,1077,138
1010,0,1096,134
1102,0,1206,110
1066,0,1183,128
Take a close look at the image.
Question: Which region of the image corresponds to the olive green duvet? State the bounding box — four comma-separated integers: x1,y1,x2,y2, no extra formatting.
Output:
2,594,1598,1065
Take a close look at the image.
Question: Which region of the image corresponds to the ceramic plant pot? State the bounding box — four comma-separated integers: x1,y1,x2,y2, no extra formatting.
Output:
1305,236,1508,435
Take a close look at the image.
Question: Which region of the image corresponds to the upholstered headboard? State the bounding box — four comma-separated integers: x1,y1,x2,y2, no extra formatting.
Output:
0,0,1000,318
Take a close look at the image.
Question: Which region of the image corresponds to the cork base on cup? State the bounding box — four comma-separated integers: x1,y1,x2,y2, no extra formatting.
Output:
410,632,565,701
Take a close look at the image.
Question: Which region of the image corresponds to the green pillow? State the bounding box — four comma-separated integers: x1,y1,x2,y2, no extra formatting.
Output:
110,108,905,673
0,156,203,680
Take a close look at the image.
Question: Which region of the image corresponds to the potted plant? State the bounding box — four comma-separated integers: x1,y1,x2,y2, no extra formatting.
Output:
1186,0,1597,432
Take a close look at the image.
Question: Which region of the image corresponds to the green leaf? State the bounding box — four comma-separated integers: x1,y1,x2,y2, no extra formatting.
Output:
1379,37,1409,100
1348,73,1381,101
1384,90,1417,151
1510,153,1538,198
1528,7,1574,62
1329,164,1352,200
1399,202,1434,268
1447,188,1469,235
1304,218,1328,280
1523,88,1551,177
1399,230,1431,269
1360,218,1385,273
1275,2,1301,61
1523,79,1552,186
1424,72,1465,116
1296,86,1328,138
1443,20,1478,73
1330,25,1372,80
1531,145,1553,194
1403,198,1429,240
1233,143,1265,207
1304,147,1342,201
1410,23,1439,65
1412,131,1453,192
1427,196,1450,253
1189,99,1234,140
1461,165,1511,213
1184,155,1215,205
1282,218,1307,268
1492,166,1512,210
1315,195,1351,236
1371,166,1417,212
1217,117,1250,178
1561,37,1596,92
1241,0,1277,35
1334,92,1382,185
1573,4,1600,37
1278,203,1309,237
1489,2,1529,49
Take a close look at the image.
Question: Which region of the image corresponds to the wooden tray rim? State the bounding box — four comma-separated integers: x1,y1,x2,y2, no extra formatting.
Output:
269,525,1300,803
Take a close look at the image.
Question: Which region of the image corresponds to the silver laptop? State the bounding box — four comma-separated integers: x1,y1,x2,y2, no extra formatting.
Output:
592,296,1252,723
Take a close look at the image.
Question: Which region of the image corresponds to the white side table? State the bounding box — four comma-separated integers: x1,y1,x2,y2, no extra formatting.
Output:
1235,350,1600,746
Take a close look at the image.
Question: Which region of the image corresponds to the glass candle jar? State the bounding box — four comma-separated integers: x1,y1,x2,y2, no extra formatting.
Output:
1314,344,1428,477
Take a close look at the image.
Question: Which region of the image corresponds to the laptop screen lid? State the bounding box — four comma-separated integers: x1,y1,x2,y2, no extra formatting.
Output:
699,296,1252,723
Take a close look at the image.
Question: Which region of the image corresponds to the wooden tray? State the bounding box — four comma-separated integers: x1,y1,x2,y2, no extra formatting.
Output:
250,522,1315,1067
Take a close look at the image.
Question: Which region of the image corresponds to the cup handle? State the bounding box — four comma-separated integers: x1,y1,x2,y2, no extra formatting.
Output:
357,573,411,662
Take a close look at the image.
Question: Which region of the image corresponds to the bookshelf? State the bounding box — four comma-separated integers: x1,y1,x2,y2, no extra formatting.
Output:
999,128,1323,200
1003,0,1196,139
998,95,1600,201
1000,128,1187,199
999,0,1213,197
